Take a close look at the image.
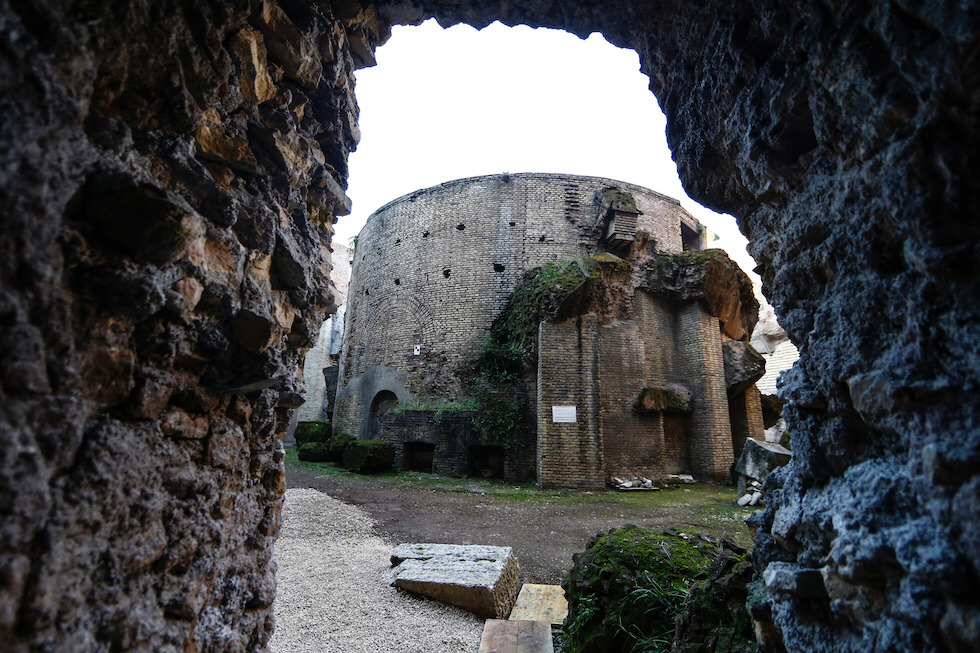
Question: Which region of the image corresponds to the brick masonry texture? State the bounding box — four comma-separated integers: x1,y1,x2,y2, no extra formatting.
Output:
337,173,763,487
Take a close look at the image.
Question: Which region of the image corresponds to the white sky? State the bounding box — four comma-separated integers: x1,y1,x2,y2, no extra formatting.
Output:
340,19,763,297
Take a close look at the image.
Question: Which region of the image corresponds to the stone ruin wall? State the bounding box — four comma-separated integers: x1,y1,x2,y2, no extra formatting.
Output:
0,0,976,651
334,172,697,440
0,1,387,650
296,242,351,423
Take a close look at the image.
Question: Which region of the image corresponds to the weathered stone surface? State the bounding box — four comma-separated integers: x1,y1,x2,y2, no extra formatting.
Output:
390,543,519,618
0,0,976,650
632,385,692,415
643,249,759,340
722,340,766,396
736,438,792,484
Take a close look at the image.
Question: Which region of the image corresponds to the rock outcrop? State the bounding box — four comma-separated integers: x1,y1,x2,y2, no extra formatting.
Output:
0,0,976,651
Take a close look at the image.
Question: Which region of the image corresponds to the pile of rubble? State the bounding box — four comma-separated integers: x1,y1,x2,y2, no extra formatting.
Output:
609,474,696,491
737,479,764,506
734,439,792,508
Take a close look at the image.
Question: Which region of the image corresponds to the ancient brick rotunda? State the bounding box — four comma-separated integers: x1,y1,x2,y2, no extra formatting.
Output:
334,173,766,488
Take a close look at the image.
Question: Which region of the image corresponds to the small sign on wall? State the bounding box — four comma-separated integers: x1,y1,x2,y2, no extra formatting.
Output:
413,345,421,356
552,405,577,423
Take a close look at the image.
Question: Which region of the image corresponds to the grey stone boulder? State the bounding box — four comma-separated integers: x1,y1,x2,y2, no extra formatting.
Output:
722,340,766,396
390,543,520,618
735,438,792,495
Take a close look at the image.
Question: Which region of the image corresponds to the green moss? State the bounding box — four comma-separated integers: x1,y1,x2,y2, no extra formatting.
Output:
393,395,479,423
342,440,395,473
643,249,729,294
561,525,718,653
490,258,592,359
327,431,355,464
633,387,692,414
298,441,330,462
295,421,332,448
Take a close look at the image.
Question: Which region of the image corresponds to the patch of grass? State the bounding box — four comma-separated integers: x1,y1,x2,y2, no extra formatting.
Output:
284,448,758,546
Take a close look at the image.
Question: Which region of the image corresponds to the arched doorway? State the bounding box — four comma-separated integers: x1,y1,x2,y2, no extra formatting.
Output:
368,390,399,439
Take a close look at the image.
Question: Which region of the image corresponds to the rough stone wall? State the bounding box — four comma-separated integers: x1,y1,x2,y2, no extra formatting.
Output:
0,1,387,649
372,1,978,649
1,0,975,650
297,242,351,421
337,172,697,422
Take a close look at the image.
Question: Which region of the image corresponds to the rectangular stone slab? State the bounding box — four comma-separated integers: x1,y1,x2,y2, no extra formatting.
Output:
508,584,568,627
390,543,519,618
479,619,554,653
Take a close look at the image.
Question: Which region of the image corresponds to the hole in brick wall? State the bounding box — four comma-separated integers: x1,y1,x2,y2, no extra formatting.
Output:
468,445,505,479
493,263,505,272
539,234,546,242
422,231,429,237
456,223,465,230
403,442,435,473
443,269,451,278
395,238,401,244
509,221,516,227
365,288,369,295
394,278,400,285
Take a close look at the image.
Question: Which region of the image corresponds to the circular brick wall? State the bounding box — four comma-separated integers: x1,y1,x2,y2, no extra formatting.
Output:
334,172,700,438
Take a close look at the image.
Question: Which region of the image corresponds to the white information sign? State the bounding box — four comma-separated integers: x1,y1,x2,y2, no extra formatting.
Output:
552,405,577,423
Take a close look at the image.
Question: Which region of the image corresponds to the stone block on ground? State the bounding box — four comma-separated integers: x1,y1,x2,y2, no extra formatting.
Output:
390,543,520,618
508,584,568,628
479,619,554,653
735,438,792,486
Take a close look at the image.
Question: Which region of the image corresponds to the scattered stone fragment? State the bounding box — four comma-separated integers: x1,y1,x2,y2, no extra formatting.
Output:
390,544,519,618
735,438,792,496
479,619,553,653
509,584,568,628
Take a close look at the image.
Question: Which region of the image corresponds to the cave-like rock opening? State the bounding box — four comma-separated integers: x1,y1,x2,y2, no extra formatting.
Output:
0,1,975,651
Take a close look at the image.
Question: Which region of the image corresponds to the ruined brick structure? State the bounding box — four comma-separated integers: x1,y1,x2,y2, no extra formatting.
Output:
334,172,765,487
1,1,976,651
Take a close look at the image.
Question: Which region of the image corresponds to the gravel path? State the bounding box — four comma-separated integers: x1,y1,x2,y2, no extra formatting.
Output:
270,488,484,652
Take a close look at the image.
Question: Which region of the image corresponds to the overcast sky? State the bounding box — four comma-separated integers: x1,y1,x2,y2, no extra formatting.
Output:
340,19,762,296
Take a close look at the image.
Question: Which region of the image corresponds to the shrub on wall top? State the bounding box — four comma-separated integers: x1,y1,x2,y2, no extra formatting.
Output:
295,421,331,448
342,440,395,474
297,442,330,463
327,431,355,464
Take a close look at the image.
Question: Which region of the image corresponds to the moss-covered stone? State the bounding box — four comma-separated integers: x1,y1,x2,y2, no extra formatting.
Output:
342,439,395,473
297,441,330,462
295,420,331,448
673,540,757,653
561,525,717,653
488,256,633,366
642,249,758,341
327,431,355,464
633,386,693,415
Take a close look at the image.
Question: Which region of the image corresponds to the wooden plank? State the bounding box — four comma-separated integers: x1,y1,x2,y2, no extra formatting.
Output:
508,584,568,627
480,620,553,653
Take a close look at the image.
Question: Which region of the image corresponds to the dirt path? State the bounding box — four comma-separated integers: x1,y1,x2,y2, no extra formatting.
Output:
285,461,751,585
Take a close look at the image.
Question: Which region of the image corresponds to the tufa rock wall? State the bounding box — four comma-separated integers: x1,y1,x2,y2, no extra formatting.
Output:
0,1,387,650
1,0,976,651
